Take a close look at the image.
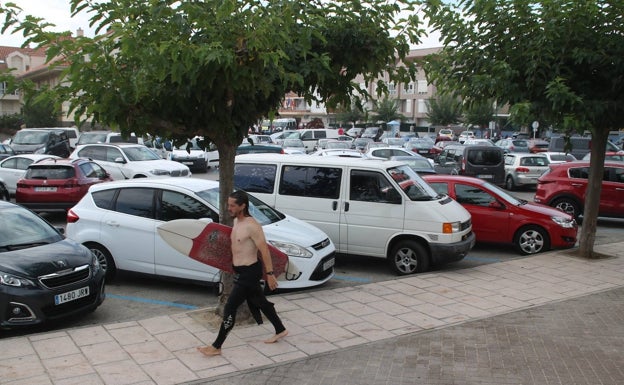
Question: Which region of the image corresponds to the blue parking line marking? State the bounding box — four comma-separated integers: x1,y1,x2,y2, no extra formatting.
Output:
464,255,503,263
106,294,199,310
332,275,372,283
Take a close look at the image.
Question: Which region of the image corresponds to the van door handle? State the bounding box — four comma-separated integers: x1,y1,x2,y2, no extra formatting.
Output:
344,202,349,212
332,201,338,211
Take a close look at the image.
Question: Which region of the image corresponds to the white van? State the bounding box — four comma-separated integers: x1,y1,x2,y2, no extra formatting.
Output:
234,154,475,275
279,129,339,153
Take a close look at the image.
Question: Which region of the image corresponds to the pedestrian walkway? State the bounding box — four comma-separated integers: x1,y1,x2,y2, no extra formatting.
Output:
1,243,623,385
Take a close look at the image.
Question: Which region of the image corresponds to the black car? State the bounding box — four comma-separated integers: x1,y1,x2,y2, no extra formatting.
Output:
0,143,15,160
0,201,105,328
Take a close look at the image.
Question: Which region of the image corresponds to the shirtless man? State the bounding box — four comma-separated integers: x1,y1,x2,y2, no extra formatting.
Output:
198,190,288,356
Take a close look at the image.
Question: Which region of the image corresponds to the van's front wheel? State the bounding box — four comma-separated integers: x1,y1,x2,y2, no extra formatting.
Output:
389,241,429,275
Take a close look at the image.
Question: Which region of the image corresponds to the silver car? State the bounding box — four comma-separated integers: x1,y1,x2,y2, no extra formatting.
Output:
503,153,550,190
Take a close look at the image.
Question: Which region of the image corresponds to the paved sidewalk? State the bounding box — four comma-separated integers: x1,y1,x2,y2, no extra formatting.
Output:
1,243,623,385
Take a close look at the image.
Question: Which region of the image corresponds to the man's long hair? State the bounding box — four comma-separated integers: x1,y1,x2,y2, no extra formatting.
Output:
229,190,251,217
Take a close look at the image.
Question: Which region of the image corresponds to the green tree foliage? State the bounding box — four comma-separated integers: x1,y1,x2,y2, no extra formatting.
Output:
1,0,422,220
21,88,60,127
371,97,404,123
423,0,624,258
426,94,462,125
463,100,494,131
335,99,365,127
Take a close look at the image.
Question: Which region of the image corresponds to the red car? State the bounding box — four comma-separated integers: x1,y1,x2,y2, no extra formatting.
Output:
534,161,624,220
16,158,112,212
423,175,577,255
527,139,549,153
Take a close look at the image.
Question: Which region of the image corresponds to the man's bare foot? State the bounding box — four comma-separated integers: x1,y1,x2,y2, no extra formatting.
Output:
197,346,221,356
264,330,288,344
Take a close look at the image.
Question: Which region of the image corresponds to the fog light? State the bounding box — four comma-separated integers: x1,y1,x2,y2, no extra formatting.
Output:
11,307,22,316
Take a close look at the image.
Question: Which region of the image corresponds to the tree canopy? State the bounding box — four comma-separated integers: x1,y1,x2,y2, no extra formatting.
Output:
422,0,624,257
1,0,423,221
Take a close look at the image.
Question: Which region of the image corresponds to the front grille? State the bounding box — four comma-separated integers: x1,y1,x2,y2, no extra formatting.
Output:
310,253,335,281
311,238,331,251
460,219,471,231
170,169,190,177
41,293,98,318
39,265,90,289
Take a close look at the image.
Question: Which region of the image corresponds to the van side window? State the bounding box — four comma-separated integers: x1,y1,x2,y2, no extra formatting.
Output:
316,131,327,139
279,165,341,199
350,170,400,203
234,164,276,193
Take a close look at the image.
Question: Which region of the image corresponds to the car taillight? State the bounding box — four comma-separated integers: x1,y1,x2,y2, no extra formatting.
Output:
64,179,79,188
509,146,515,151
67,209,79,223
515,167,530,173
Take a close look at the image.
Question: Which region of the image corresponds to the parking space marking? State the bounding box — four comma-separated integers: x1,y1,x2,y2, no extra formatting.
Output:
463,255,503,263
107,293,199,310
332,275,372,283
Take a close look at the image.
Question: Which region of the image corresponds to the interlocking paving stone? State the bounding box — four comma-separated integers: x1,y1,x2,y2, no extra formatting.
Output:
188,287,624,385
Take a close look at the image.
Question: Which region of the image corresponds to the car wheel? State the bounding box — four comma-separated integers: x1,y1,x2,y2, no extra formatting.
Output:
0,183,9,201
389,240,430,275
552,197,581,220
86,243,117,281
505,176,516,191
514,225,550,255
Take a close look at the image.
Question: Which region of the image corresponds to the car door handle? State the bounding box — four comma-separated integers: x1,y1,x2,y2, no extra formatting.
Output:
104,220,120,227
344,202,349,212
571,183,584,187
332,201,338,211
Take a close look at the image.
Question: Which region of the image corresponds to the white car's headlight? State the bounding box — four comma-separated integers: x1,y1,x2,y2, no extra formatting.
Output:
268,241,313,258
551,216,576,228
149,169,170,176
34,147,46,154
0,271,36,287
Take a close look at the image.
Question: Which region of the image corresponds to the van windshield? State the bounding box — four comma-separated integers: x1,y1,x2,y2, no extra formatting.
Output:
387,165,440,201
12,130,49,145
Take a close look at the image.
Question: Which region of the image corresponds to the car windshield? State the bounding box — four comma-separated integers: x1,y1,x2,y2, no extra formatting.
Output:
77,133,108,145
122,146,162,161
0,206,62,251
196,187,286,225
387,165,439,201
26,166,75,179
12,131,49,145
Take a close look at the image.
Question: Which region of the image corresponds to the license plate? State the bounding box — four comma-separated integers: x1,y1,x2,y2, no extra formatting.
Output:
34,186,57,192
183,161,194,165
477,174,493,179
55,287,89,305
323,258,335,271
418,150,429,153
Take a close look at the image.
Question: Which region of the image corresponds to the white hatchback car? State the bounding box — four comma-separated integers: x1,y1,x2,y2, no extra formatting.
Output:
0,154,61,199
66,178,335,289
70,143,191,180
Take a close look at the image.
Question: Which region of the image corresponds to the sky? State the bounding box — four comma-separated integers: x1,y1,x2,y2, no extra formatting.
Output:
0,0,441,48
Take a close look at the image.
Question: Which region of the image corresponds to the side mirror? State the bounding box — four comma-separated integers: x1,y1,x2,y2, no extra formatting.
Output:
114,157,126,164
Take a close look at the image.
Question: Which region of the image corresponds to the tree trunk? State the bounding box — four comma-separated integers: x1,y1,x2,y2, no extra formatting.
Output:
577,129,608,259
212,141,252,322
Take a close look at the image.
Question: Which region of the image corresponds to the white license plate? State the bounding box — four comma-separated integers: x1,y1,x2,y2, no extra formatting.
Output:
323,258,335,271
477,174,493,179
183,161,194,165
34,186,57,192
55,286,89,305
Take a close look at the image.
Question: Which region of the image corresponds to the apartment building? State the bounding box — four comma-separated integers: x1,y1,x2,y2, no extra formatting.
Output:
0,45,48,117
